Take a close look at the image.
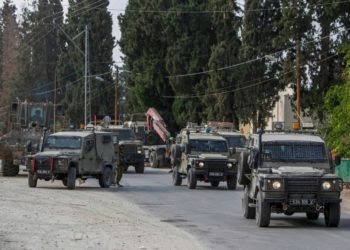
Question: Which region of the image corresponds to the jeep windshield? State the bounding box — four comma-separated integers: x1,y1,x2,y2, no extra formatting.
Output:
114,129,136,140
262,142,327,162
223,136,246,148
190,139,228,153
44,136,82,150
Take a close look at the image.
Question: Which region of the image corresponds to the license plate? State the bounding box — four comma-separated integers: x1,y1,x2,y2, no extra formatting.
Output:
289,199,315,205
209,172,223,177
37,170,51,175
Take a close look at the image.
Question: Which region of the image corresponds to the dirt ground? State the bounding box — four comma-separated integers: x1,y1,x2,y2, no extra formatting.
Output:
0,175,204,250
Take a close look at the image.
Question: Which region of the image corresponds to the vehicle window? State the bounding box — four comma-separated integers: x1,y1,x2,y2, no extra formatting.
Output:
190,139,228,153
112,135,118,144
45,136,82,150
113,129,136,140
262,143,327,162
224,136,246,148
85,140,95,152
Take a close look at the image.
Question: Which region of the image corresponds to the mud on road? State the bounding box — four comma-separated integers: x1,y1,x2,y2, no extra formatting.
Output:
0,174,203,250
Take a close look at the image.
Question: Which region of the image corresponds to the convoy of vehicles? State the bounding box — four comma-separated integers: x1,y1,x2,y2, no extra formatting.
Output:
26,130,116,189
0,102,345,227
240,130,343,227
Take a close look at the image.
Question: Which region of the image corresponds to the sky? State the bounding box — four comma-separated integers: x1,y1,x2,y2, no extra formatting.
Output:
3,0,129,64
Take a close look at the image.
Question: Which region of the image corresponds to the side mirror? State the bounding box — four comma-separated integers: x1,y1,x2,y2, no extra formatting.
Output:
334,155,341,166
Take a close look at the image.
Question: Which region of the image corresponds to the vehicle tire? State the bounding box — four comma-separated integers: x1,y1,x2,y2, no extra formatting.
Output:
306,212,319,220
187,168,197,189
284,211,294,216
67,167,76,190
256,190,270,227
170,144,182,166
210,181,220,187
2,160,19,176
324,203,340,227
172,167,182,186
243,186,255,219
135,162,145,174
62,178,68,187
227,174,237,190
28,172,37,188
99,167,112,188
149,151,159,168
238,151,250,185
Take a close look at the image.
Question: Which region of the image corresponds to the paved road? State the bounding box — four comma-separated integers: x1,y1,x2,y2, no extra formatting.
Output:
118,167,350,250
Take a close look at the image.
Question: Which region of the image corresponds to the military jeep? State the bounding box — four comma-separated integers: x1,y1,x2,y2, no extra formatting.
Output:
96,126,145,173
240,131,343,227
216,131,247,162
171,129,237,190
26,131,116,190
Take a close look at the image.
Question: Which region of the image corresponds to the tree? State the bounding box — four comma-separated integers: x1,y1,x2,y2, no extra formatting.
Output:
58,0,114,125
238,0,283,130
323,45,350,157
0,0,19,105
203,0,241,127
14,0,63,102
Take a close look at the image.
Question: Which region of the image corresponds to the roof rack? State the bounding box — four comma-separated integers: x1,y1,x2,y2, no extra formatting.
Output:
262,129,319,135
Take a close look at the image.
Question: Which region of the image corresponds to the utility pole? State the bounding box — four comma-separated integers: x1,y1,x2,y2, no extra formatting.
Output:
296,37,301,130
84,25,88,127
53,69,57,133
115,67,119,125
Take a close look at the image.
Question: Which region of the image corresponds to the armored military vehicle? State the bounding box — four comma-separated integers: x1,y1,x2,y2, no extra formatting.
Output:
171,127,238,190
96,125,145,173
240,130,343,227
26,130,116,190
0,101,64,176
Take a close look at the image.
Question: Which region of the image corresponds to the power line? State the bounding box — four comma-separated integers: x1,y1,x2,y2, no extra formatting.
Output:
163,54,339,99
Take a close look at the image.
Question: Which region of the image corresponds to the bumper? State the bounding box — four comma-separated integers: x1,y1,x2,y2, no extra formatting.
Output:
262,191,342,205
122,154,144,165
194,168,236,181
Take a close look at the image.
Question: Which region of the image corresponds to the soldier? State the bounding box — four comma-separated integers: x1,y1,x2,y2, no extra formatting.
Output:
114,163,124,187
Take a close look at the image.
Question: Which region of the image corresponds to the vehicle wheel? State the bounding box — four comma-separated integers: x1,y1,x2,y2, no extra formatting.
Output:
149,151,159,168
135,162,145,173
243,186,255,219
210,181,220,187
67,167,76,190
256,190,270,227
28,172,37,188
172,167,182,186
238,151,250,185
227,174,237,190
62,178,68,187
324,203,340,227
306,212,319,220
2,160,19,176
284,211,294,216
187,168,197,189
99,167,112,188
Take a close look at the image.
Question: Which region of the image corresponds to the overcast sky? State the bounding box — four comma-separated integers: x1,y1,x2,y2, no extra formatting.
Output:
2,0,128,64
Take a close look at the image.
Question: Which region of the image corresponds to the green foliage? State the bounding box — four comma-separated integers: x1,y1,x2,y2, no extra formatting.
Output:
323,45,350,156
57,0,114,125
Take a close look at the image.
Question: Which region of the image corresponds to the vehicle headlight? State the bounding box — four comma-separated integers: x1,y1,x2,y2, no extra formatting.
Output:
227,163,233,168
198,162,205,167
322,181,332,190
137,147,143,154
272,181,282,190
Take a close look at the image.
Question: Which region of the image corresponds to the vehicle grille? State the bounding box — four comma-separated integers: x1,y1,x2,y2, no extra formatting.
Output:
286,178,320,194
35,157,50,170
206,160,227,172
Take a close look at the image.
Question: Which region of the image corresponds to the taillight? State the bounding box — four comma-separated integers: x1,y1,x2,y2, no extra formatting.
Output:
31,158,36,172
50,158,54,172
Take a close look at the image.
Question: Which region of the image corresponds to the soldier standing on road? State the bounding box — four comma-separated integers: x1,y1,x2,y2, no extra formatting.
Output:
114,163,124,187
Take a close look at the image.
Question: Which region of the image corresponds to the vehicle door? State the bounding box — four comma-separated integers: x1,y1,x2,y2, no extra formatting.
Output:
81,137,97,173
